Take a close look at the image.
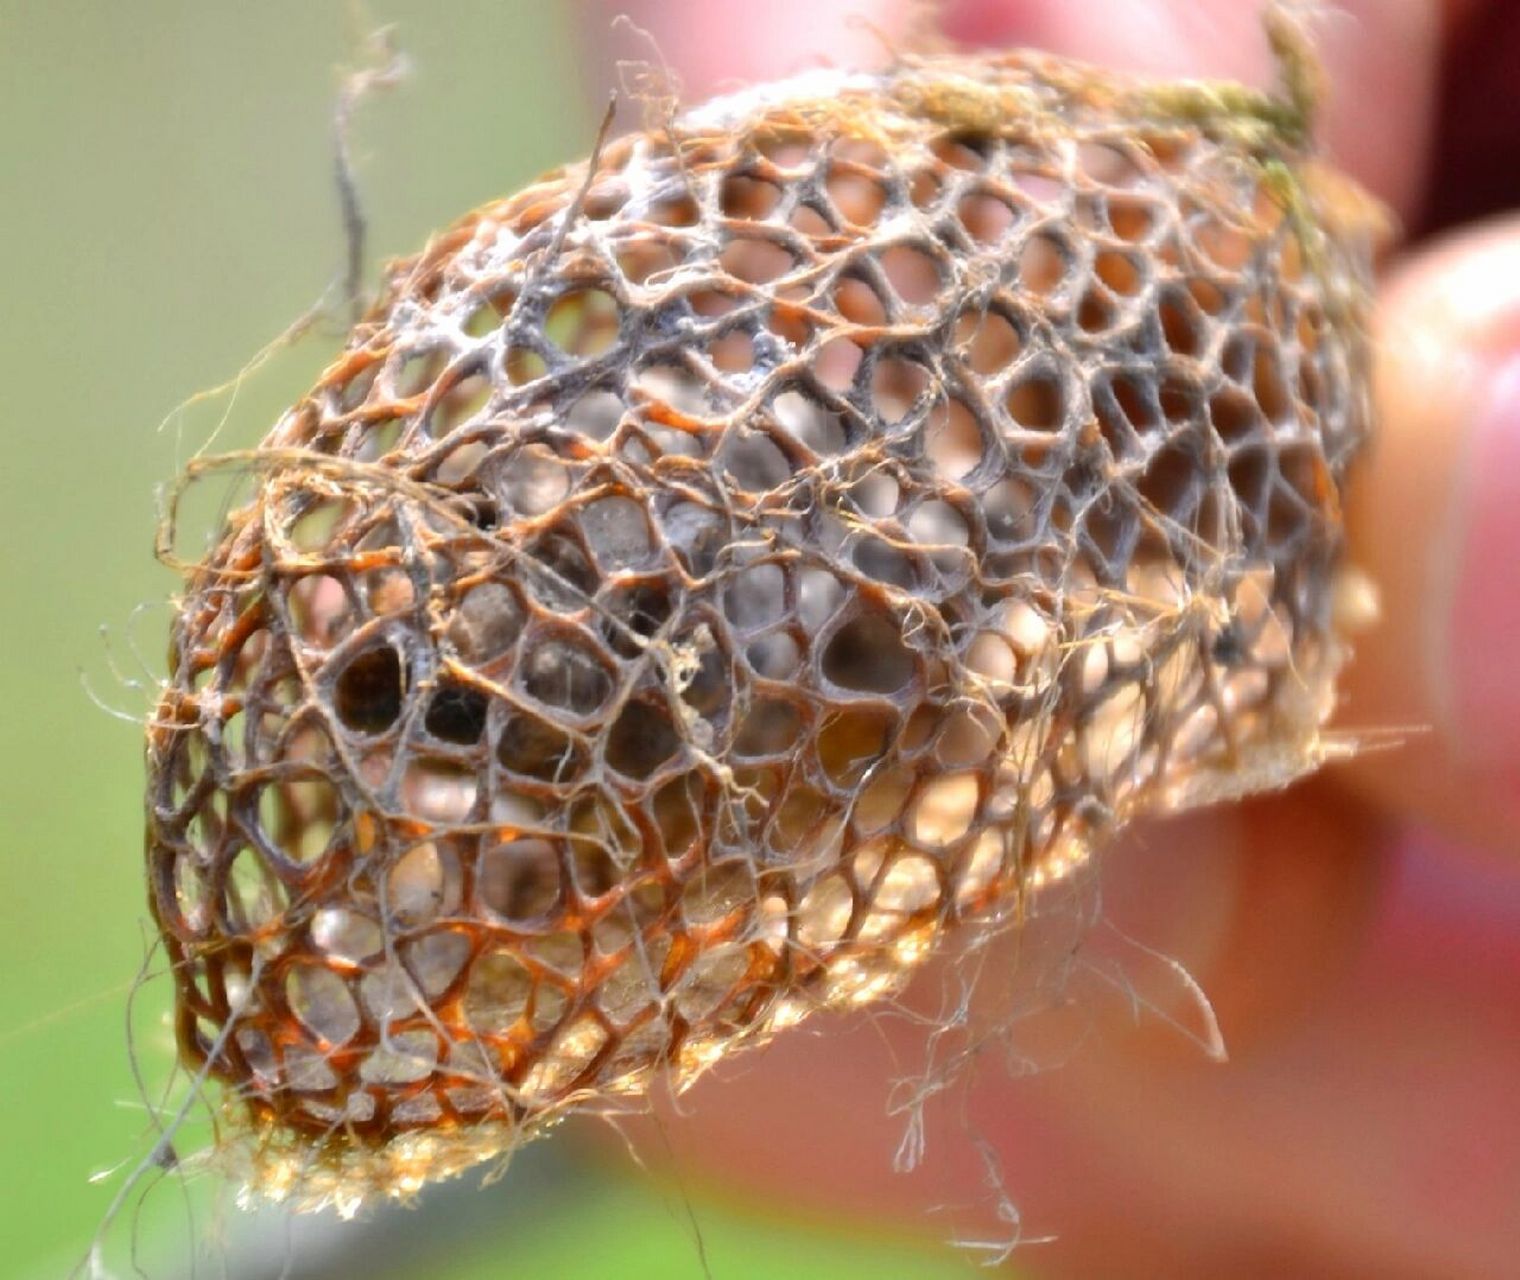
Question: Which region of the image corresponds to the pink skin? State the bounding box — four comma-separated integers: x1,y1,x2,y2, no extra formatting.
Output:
1450,360,1520,776
579,4,1520,1275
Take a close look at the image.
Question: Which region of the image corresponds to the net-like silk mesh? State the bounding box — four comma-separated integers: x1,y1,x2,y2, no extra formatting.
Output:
144,49,1379,1209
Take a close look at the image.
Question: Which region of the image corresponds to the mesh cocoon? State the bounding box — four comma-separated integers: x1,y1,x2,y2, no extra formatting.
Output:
145,48,1379,1209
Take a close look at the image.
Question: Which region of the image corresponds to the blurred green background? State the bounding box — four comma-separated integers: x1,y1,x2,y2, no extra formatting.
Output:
0,2,977,1276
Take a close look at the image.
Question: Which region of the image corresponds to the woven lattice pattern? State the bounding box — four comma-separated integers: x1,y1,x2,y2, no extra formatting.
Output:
145,46,1379,1209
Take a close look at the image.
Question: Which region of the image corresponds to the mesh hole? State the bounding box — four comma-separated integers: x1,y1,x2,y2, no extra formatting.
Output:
288,500,347,554
798,568,844,630
957,191,1016,244
774,389,848,455
479,839,562,921
682,859,755,924
1189,278,1227,316
1159,373,1200,425
710,329,755,373
501,449,572,516
721,173,782,219
571,844,617,900
1280,446,1328,509
1095,248,1143,295
652,193,699,227
564,388,624,440
521,529,599,611
1138,443,1197,516
734,699,803,757
935,705,1000,767
256,777,337,866
463,288,517,338
1197,218,1253,271
606,700,682,778
659,501,728,577
978,477,1039,541
545,288,621,358
1115,375,1160,435
719,429,793,492
520,638,612,715
497,713,585,783
954,307,1022,376
425,683,489,744
925,397,986,480
834,276,888,326
448,583,524,662
812,336,863,392
1267,485,1306,544
1158,286,1205,356
1077,287,1118,332
848,471,898,518
1010,162,1065,205
504,342,547,381
580,495,653,570
287,965,360,1045
1078,140,1141,186
853,535,919,590
1018,232,1069,295
826,161,888,226
224,847,287,934
312,907,382,962
724,562,787,630
746,631,801,679
395,350,443,397
387,841,452,927
1228,448,1272,513
401,759,478,824
600,581,675,658
1108,196,1157,241
823,612,914,694
869,356,930,424
907,499,969,547
720,237,794,284
1211,387,1262,443
335,646,405,734
463,950,532,1030
881,244,942,307
817,708,892,787
289,575,351,647
170,851,210,937
431,373,492,437
930,133,987,171
361,1031,438,1086
789,204,832,237
1253,348,1291,422
1006,371,1065,431
582,182,628,221
654,775,703,856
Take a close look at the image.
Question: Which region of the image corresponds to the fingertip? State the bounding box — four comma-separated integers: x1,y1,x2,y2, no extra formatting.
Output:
1341,214,1520,852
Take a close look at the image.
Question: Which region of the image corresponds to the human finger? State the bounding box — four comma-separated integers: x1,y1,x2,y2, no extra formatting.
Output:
1338,214,1520,852
621,802,1520,1277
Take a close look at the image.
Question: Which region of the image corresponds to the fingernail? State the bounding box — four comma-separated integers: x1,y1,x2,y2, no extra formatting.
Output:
1445,356,1520,775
